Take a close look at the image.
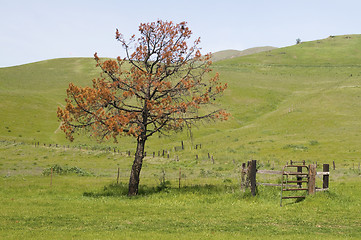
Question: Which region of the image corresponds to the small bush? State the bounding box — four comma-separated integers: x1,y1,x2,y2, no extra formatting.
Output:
42,164,93,176
282,144,308,151
309,140,319,146
156,180,171,192
223,178,232,183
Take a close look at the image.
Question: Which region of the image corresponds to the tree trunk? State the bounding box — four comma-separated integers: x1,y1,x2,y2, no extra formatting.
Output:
128,136,146,196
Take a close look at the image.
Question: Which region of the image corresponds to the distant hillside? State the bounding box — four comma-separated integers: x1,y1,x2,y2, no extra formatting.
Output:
216,34,361,66
211,46,277,62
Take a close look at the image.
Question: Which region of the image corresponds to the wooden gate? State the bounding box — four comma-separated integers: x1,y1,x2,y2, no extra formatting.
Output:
280,161,310,206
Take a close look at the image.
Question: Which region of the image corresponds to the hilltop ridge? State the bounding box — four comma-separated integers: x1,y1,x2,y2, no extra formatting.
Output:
211,46,277,62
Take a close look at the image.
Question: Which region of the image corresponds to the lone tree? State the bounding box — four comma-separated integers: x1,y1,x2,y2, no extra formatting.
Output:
57,20,229,196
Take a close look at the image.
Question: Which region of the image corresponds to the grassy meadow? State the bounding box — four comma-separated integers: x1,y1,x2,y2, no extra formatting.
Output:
0,34,361,239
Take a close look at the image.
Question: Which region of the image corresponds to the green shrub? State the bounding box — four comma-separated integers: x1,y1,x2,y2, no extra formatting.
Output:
309,140,319,146
42,164,93,176
282,144,308,151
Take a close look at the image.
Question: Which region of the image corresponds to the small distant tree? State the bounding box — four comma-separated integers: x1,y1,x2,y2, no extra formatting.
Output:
57,20,229,196
296,38,301,44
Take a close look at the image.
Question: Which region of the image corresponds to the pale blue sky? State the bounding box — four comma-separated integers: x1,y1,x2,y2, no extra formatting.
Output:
1,0,360,67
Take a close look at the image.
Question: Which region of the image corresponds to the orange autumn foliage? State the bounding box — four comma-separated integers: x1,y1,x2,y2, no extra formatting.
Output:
57,20,229,142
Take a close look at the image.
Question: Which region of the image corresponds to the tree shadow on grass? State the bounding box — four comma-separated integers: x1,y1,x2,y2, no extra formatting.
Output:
83,182,234,198
281,197,306,206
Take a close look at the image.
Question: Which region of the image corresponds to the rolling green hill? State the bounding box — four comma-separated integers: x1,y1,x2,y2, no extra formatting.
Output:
1,34,361,165
0,58,101,143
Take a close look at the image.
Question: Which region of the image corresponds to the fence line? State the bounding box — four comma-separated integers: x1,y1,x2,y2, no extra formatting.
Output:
29,140,211,161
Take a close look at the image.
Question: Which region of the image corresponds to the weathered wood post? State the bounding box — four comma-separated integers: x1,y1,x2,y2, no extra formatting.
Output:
50,167,53,186
323,164,329,189
241,163,246,191
308,164,317,195
117,167,120,184
245,161,251,189
333,160,336,170
249,160,257,196
297,166,303,188
181,141,184,150
179,168,181,189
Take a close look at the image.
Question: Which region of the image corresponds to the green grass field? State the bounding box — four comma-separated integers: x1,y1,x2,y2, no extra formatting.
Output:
0,34,361,239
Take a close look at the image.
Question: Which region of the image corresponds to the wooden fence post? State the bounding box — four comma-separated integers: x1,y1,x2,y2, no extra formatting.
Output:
179,168,181,189
117,167,120,184
333,160,336,170
323,164,329,189
297,166,303,188
241,163,246,191
308,164,317,195
249,160,257,196
50,167,53,186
